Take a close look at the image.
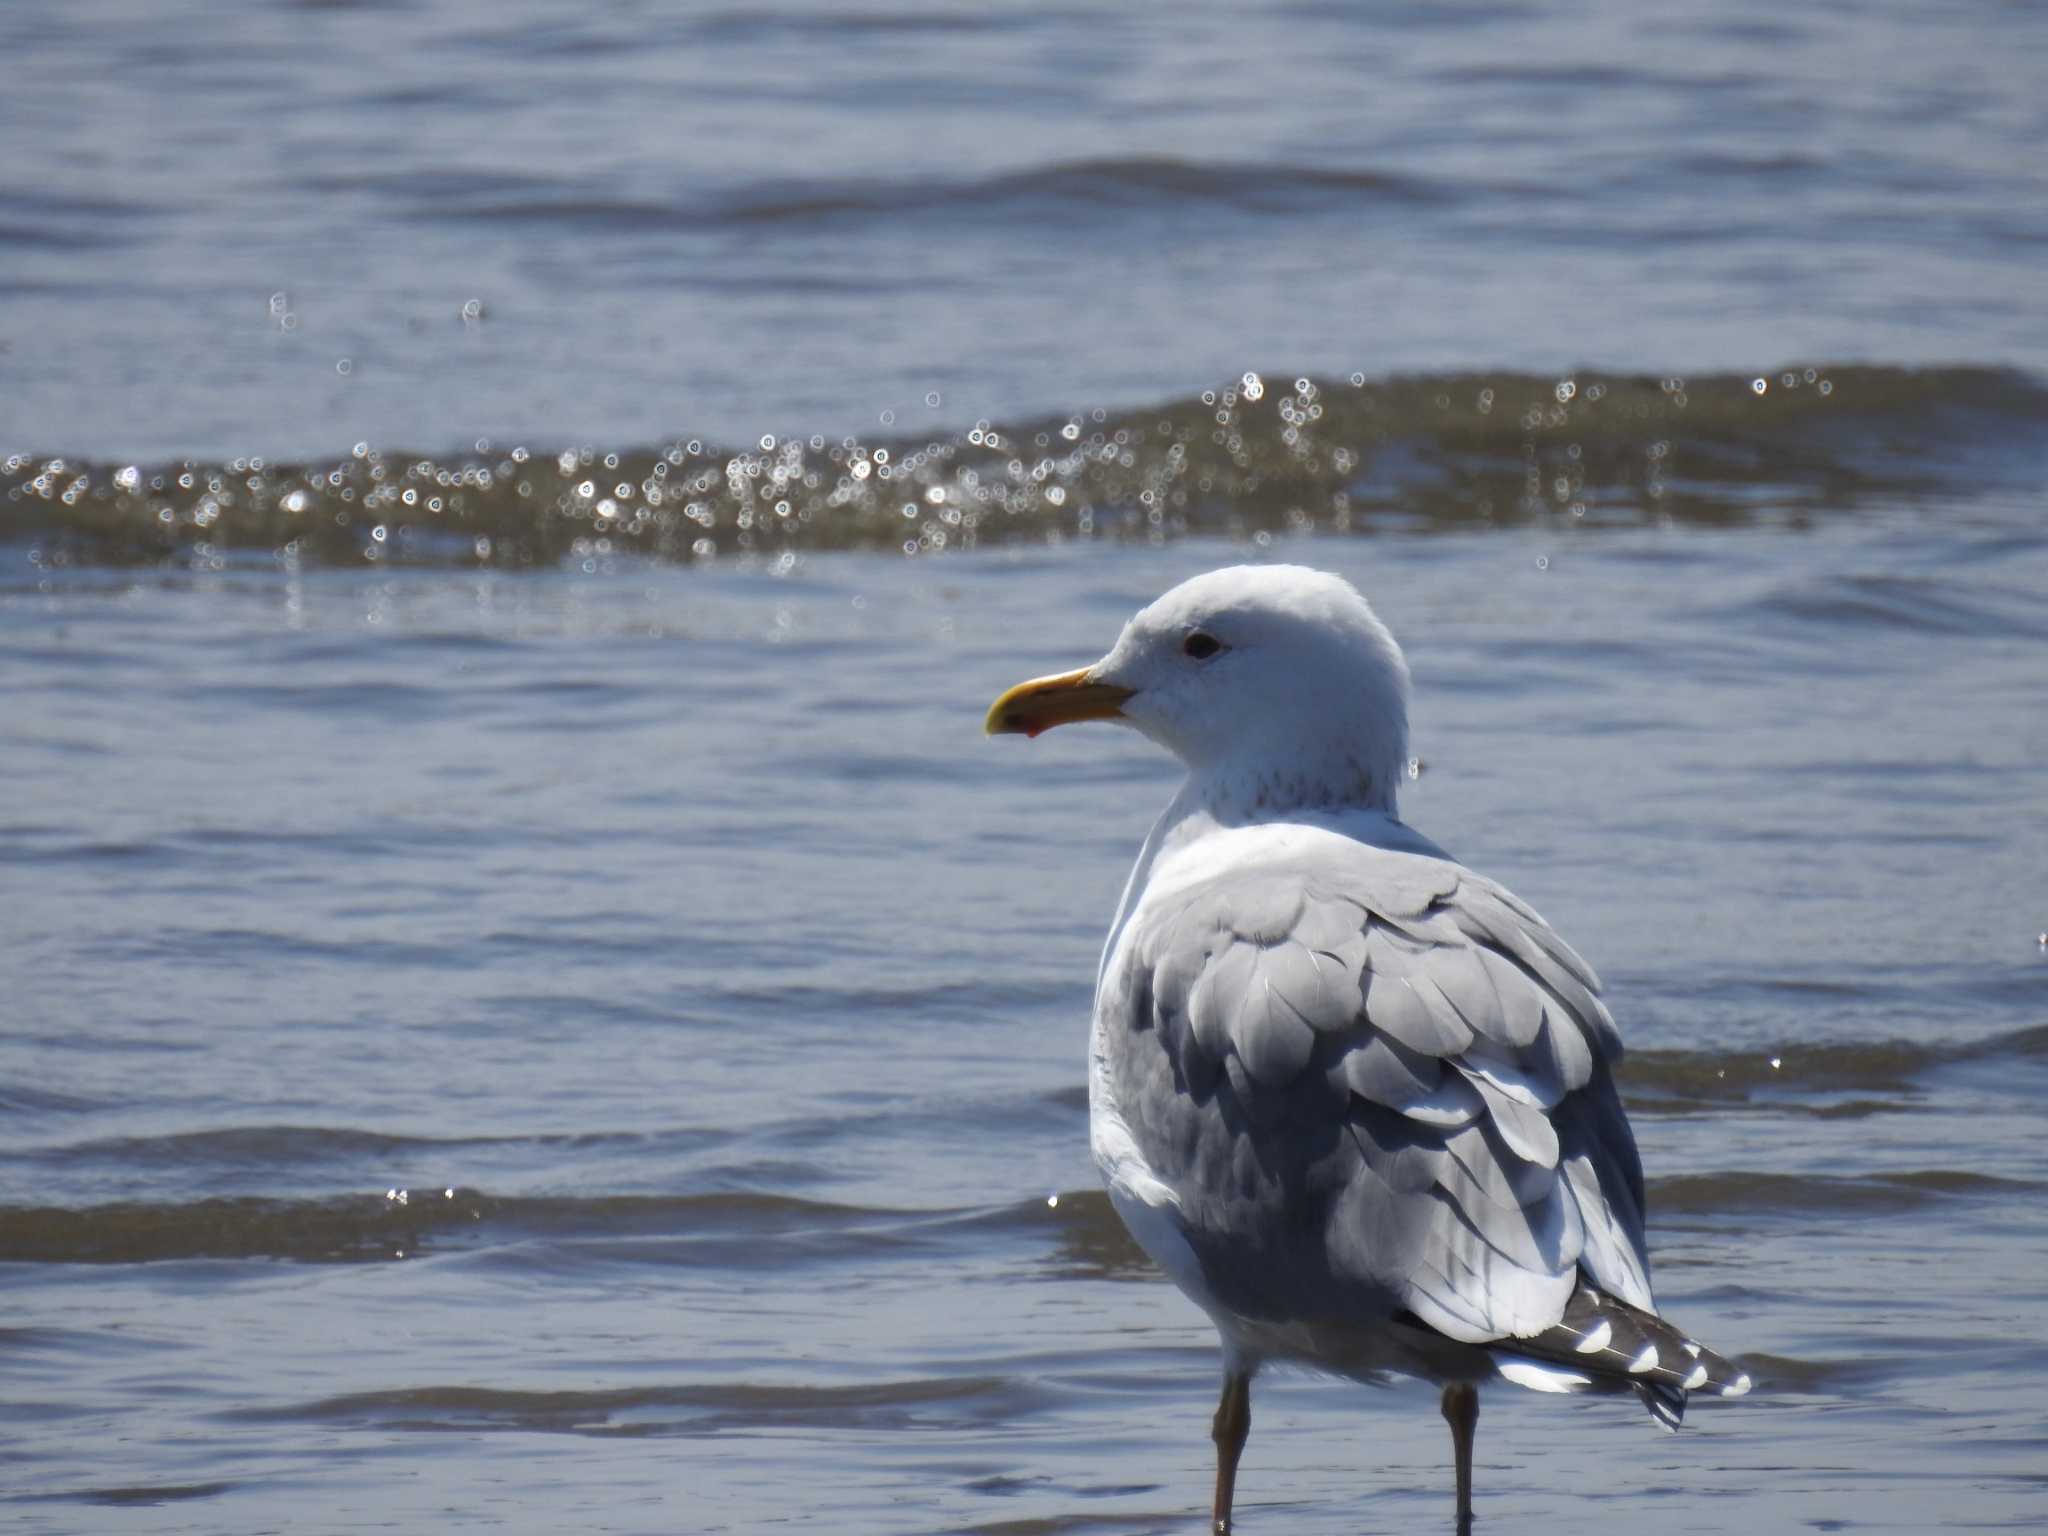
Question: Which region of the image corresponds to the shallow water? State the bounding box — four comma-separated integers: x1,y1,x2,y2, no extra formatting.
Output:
5,505,2046,1532
6,0,2048,1530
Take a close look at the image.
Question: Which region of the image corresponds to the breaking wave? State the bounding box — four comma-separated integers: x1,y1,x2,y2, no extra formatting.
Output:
7,365,2042,569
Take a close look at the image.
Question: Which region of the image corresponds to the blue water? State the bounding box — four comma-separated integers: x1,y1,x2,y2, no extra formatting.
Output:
4,3,2048,1533
6,519,2047,1532
3,0,2046,459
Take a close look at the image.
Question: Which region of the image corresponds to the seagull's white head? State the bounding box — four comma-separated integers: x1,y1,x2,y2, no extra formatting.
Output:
987,564,1411,816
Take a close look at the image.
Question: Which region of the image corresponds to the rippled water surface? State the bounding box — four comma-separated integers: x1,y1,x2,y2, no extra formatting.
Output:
5,1,2048,1531
6,510,2046,1532
5,0,2047,458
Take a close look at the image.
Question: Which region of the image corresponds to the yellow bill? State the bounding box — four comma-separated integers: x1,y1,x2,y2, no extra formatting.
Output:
984,667,1134,738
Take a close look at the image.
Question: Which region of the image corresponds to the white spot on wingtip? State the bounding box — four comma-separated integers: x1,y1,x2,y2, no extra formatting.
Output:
1722,1372,1753,1397
1628,1344,1660,1374
1496,1358,1591,1394
1682,1340,1702,1358
1683,1363,1710,1389
1574,1320,1613,1353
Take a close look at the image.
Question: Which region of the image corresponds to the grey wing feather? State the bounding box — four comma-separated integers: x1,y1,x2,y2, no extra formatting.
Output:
1111,837,1655,1350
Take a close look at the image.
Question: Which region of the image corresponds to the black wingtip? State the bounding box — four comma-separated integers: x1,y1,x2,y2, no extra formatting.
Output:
1494,1277,1752,1428
1638,1378,1686,1431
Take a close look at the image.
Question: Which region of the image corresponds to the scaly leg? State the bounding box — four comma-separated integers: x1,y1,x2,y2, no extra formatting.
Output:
1211,1369,1252,1534
1440,1381,1479,1535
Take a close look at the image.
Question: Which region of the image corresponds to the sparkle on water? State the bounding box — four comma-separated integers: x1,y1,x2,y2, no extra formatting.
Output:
16,364,2037,573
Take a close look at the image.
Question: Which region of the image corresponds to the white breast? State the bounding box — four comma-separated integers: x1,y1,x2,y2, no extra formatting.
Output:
1087,993,1228,1321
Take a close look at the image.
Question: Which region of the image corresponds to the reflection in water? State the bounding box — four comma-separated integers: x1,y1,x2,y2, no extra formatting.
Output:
10,367,2044,568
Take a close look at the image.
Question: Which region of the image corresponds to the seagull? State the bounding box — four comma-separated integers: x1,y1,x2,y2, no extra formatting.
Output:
985,565,1748,1533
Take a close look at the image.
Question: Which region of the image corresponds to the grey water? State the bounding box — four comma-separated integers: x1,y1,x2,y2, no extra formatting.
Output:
7,521,2047,1532
4,0,2047,460
4,1,2048,1533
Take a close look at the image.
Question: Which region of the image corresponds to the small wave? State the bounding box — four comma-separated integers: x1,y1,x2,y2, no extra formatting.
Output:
7,366,2041,569
5,1158,2031,1268
702,975,1084,1018
0,1084,108,1115
0,221,139,253
1618,1020,2048,1110
26,1481,237,1509
731,155,1456,225
0,1190,490,1265
931,1190,1156,1282
1725,572,2048,643
1039,1189,1153,1281
1739,1350,1900,1397
689,8,1045,42
228,1373,1051,1437
409,156,1453,235
1619,1039,1931,1104
0,1188,922,1266
26,1124,542,1167
0,1184,1110,1270
1649,1168,2040,1218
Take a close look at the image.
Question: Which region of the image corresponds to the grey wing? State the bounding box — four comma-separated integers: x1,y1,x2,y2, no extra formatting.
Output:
1108,838,1653,1347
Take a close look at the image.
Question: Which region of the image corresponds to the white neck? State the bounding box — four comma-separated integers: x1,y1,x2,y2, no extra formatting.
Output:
1185,741,1401,823
1097,782,1213,986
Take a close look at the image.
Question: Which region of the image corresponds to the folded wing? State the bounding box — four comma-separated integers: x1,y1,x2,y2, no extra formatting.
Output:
1105,827,1653,1348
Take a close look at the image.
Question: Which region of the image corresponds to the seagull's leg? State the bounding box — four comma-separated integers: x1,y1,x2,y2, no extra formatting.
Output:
1210,1368,1252,1534
1439,1382,1479,1535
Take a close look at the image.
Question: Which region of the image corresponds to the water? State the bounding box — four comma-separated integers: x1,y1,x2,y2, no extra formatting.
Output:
4,2,2048,1532
6,523,2046,1531
4,1,2046,460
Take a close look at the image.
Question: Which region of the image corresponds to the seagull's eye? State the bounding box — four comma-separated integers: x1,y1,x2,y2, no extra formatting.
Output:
1182,631,1224,661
